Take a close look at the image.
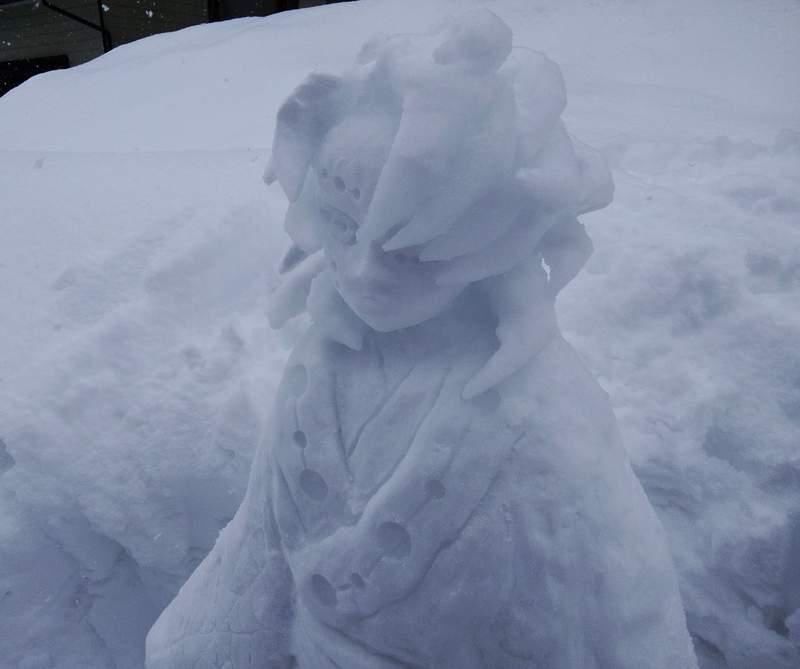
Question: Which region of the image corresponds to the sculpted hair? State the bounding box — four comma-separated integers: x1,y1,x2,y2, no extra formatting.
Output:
266,9,613,398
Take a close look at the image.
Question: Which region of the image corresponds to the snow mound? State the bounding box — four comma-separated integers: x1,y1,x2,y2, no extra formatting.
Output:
0,159,284,667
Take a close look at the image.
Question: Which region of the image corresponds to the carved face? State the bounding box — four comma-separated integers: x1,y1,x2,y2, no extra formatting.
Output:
314,206,466,332
309,116,468,332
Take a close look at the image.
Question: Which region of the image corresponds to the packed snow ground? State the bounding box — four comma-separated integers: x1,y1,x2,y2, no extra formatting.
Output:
0,1,798,667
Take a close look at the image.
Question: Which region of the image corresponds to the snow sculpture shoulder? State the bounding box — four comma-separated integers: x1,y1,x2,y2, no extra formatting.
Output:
146,11,698,669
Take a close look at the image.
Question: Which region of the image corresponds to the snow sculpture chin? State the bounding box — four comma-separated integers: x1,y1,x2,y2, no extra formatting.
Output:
146,11,698,669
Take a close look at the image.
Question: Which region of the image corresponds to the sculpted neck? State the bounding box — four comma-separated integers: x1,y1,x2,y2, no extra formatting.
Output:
361,286,497,358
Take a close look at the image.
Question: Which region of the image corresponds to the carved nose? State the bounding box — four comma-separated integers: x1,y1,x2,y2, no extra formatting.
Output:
350,241,388,279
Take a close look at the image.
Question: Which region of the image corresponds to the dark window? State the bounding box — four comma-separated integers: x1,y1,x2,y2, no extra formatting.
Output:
211,1,299,20
0,54,70,97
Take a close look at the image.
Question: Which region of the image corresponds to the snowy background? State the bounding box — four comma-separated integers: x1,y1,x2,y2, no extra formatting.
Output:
0,0,798,667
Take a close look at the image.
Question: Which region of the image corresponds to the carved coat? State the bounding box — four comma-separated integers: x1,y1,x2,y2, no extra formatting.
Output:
146,302,698,669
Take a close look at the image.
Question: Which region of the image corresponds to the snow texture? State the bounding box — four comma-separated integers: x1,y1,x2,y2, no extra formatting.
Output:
145,10,697,669
1,1,799,668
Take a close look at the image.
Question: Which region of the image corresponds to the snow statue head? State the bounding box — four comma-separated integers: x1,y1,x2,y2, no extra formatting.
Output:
147,11,699,669
266,8,613,398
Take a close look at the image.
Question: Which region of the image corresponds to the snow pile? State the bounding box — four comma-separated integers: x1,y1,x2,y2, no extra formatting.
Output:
0,153,283,668
0,1,799,667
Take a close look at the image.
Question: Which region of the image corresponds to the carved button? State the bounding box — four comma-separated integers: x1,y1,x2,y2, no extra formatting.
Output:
299,469,328,500
426,479,446,500
311,574,337,607
376,521,411,559
293,430,307,448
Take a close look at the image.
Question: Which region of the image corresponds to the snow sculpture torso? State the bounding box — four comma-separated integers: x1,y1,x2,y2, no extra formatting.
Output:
146,11,699,669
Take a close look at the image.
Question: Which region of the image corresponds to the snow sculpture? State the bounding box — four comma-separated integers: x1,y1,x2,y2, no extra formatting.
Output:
146,11,698,669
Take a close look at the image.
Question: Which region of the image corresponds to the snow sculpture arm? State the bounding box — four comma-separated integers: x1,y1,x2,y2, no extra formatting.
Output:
145,443,295,669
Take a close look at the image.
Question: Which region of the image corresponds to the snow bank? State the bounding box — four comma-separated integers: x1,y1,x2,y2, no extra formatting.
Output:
0,151,286,668
1,1,799,667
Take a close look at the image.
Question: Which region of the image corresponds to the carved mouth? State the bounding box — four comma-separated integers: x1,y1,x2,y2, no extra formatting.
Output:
346,279,404,302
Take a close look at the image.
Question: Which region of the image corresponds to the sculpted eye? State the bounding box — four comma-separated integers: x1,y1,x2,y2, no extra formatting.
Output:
385,246,420,266
320,207,357,245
